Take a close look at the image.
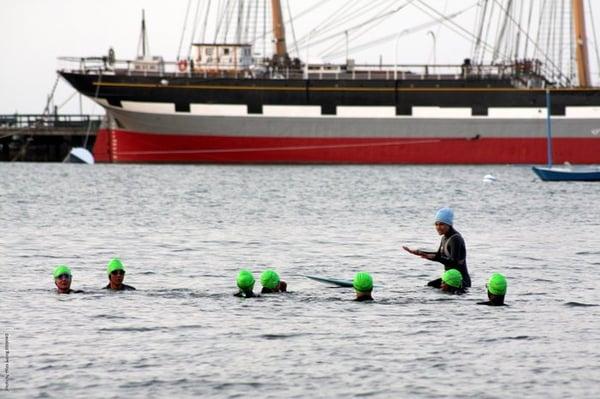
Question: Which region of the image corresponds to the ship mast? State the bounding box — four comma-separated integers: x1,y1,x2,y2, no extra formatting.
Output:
271,0,288,62
137,9,150,60
572,0,591,87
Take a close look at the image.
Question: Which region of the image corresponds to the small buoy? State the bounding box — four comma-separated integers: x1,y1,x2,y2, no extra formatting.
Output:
64,147,94,164
483,174,497,182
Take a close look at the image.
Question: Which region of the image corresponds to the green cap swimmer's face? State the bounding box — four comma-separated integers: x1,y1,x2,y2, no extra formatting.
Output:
107,258,126,284
53,265,72,292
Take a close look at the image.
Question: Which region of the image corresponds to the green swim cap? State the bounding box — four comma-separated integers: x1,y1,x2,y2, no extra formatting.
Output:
236,269,255,290
442,269,462,288
53,265,72,279
353,272,373,292
107,258,125,275
260,269,280,290
488,273,507,295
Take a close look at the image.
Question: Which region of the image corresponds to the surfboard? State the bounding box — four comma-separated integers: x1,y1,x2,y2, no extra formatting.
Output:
304,275,354,287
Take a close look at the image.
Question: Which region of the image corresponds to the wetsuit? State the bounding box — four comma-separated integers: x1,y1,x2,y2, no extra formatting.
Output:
477,301,508,306
234,290,256,298
355,295,374,302
103,284,136,291
57,289,84,294
429,226,471,288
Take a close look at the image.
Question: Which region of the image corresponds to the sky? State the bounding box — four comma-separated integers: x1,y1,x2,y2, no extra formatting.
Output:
2,0,600,115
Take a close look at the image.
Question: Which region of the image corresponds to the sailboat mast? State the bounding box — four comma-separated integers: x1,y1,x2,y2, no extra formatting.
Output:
572,0,591,87
270,0,287,58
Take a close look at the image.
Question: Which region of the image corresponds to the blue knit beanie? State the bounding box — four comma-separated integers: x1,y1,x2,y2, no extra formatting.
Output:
435,207,454,225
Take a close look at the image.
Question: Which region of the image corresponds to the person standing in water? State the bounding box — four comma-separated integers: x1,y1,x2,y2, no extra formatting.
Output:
403,207,471,288
478,273,508,306
103,258,136,291
53,265,83,294
353,272,374,301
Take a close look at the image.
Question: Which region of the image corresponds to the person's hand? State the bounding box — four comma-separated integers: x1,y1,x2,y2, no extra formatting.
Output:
402,246,421,256
420,252,435,260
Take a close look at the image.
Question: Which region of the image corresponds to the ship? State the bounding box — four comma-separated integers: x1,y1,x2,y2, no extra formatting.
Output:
58,0,600,164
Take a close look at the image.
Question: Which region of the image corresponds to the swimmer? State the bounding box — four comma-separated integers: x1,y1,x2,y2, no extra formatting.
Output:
477,273,508,306
53,265,83,294
353,272,374,301
234,269,257,298
260,269,287,293
103,258,136,291
404,207,471,288
440,269,465,294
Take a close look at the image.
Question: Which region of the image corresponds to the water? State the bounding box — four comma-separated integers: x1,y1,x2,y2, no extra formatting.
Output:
1,163,599,398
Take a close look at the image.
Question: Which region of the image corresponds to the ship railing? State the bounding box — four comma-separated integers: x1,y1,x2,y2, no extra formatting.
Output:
0,113,103,130
58,57,538,82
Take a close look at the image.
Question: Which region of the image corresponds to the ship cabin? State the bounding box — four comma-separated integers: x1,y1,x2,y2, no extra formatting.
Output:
191,43,253,74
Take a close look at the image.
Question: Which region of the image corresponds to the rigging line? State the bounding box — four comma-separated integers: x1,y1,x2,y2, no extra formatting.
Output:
558,0,566,76
221,0,236,43
300,0,417,53
243,0,252,43
413,0,498,56
323,6,474,60
300,0,398,47
56,91,78,110
177,0,193,59
523,0,535,56
513,0,525,59
472,0,490,64
587,0,600,82
492,0,511,62
42,75,60,116
479,0,497,64
285,0,300,58
300,0,366,39
214,0,226,42
200,0,212,44
316,0,400,41
490,0,565,83
187,0,204,58
286,0,365,48
318,0,401,58
247,0,339,50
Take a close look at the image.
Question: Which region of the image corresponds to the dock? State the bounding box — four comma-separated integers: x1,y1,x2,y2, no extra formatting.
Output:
0,114,103,161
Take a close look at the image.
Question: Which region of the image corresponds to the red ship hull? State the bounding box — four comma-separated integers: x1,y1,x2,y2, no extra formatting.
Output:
93,128,600,164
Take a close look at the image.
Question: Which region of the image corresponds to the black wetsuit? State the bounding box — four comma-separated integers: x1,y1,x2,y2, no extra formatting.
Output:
477,296,507,306
477,301,508,306
234,290,256,298
103,284,136,291
430,226,471,288
57,289,84,294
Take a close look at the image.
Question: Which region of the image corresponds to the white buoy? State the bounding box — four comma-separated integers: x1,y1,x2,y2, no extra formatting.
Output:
483,174,497,182
64,147,95,164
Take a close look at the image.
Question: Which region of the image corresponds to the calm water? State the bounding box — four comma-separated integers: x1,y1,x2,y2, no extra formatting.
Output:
1,163,599,398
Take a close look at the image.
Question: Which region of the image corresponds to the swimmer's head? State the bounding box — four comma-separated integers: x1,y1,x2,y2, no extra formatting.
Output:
107,258,125,275
441,269,462,288
260,269,280,290
487,273,507,296
353,272,373,293
435,207,454,226
53,265,72,279
236,269,255,291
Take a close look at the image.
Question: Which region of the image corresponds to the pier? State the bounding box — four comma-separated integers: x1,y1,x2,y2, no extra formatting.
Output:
0,113,103,161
